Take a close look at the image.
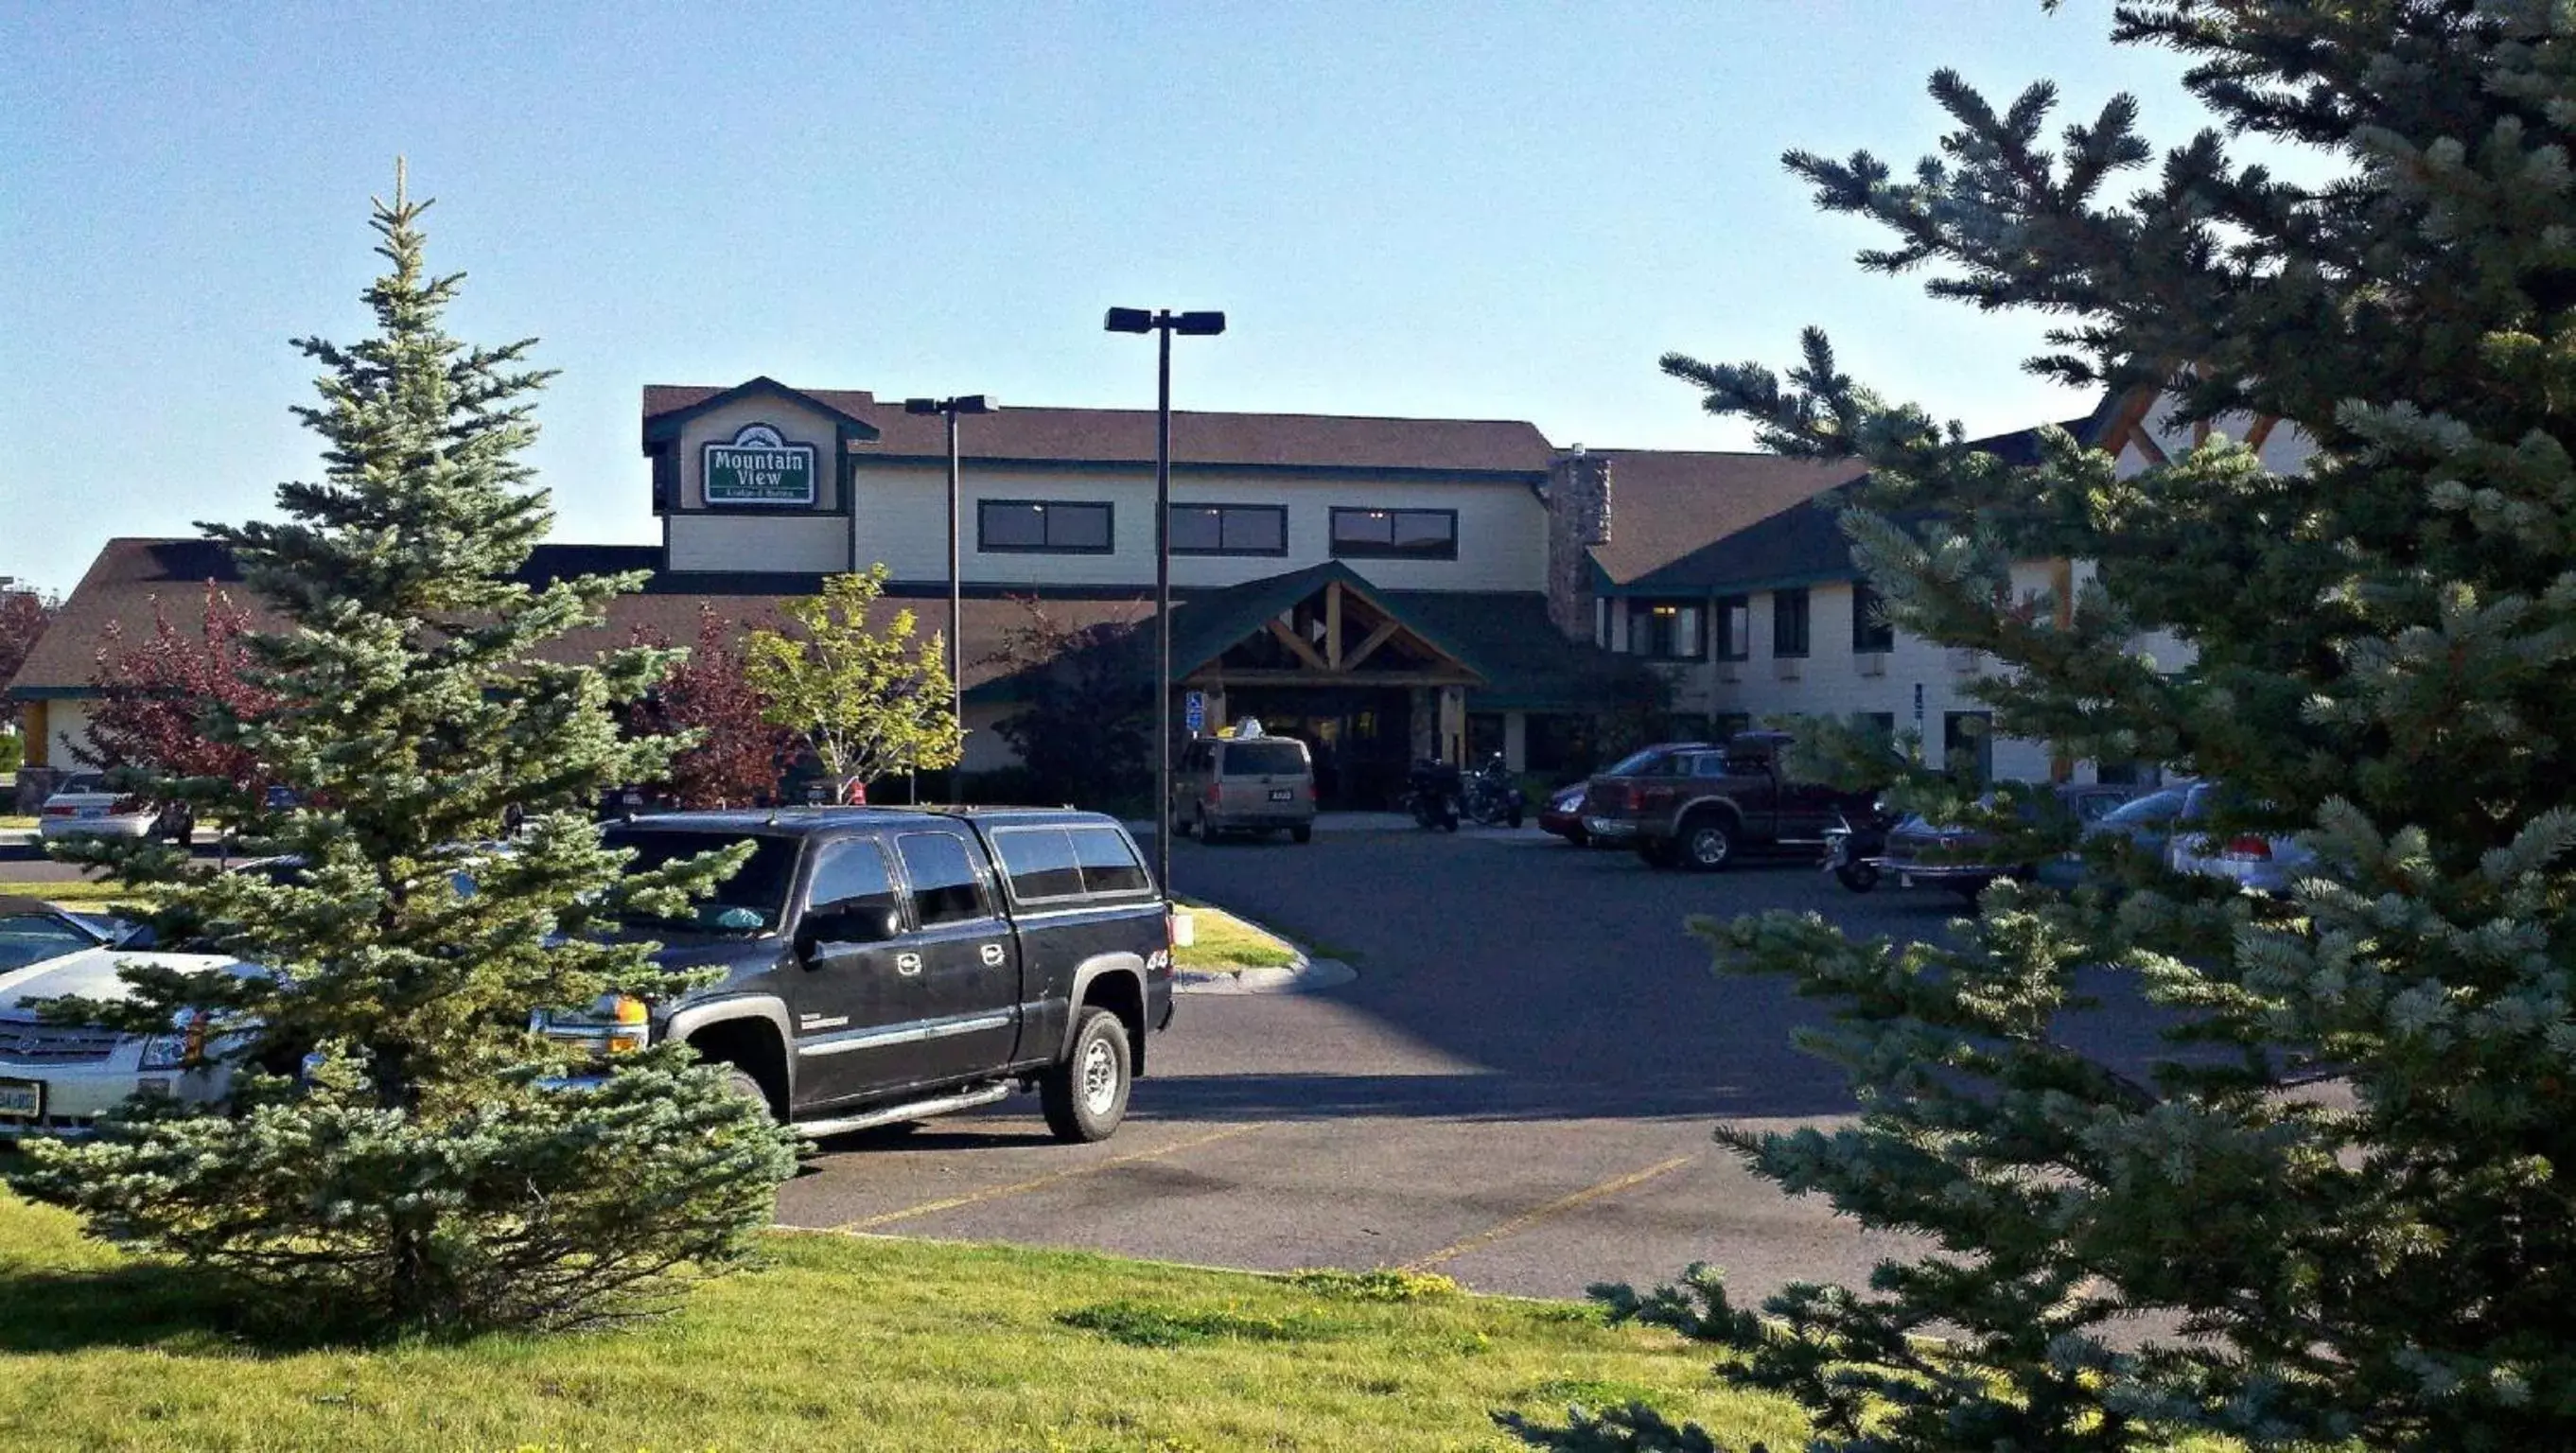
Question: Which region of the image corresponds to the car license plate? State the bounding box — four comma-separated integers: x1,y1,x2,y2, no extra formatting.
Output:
1268,789,1292,801
0,1079,43,1119
77,806,105,819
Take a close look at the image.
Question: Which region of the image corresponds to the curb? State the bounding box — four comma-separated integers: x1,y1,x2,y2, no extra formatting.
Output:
1175,956,1357,996
1172,907,1357,996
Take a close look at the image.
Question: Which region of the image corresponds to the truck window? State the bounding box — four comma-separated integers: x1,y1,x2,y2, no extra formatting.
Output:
1692,754,1734,778
805,837,900,921
606,829,803,931
991,827,1086,902
896,832,991,926
1067,826,1152,895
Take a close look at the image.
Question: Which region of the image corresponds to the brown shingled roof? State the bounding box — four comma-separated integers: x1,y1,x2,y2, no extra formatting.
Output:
3,538,1149,698
643,384,1556,476
1581,450,1866,588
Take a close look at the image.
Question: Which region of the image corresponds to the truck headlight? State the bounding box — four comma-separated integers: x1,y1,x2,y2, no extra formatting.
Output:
532,994,652,1056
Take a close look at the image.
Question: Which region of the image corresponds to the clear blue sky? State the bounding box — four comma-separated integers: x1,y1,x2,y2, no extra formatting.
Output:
0,2,2216,595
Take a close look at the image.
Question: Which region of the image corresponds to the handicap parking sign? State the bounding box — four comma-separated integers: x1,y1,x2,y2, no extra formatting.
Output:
1183,690,1206,733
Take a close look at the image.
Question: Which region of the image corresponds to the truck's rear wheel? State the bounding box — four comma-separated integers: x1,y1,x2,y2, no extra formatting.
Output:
1042,1007,1131,1143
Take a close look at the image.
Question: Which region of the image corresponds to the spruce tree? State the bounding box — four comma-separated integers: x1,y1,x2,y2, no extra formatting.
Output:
14,167,797,1333
1513,5,2576,1449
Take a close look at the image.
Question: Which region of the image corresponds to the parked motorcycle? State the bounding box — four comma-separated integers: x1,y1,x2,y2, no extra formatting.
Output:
1402,759,1463,832
1821,810,1888,892
1461,753,1525,829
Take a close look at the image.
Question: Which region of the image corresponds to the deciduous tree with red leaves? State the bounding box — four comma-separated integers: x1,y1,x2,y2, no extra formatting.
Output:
0,586,55,691
82,585,278,790
627,603,790,808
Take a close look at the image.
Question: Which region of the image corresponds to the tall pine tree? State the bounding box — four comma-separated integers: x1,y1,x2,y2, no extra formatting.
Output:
15,167,797,1334
1515,5,2576,1449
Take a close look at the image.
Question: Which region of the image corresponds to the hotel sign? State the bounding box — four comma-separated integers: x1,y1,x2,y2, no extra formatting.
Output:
704,423,817,505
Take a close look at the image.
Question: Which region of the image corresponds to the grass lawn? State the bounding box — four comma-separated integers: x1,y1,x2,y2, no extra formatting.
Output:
1174,902,1301,974
0,1194,1801,1452
0,879,146,909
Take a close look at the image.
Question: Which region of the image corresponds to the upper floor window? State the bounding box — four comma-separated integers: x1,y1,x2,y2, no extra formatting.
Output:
1170,503,1288,556
979,499,1113,554
1773,587,1811,658
1714,595,1750,661
1330,507,1457,561
1850,582,1895,653
1628,601,1705,660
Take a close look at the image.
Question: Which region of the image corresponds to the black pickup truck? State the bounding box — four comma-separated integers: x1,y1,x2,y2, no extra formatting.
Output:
1581,730,1879,871
557,807,1174,1143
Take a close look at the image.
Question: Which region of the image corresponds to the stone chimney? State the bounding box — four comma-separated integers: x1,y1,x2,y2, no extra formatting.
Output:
1545,448,1612,640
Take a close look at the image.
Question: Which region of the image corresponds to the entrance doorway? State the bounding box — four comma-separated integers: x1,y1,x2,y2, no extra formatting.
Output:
1221,686,1412,809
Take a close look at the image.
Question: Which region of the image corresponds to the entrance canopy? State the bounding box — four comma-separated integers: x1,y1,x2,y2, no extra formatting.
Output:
1167,561,1481,691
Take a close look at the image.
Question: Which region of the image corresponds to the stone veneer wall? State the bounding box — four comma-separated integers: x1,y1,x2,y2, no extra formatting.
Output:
1544,451,1611,642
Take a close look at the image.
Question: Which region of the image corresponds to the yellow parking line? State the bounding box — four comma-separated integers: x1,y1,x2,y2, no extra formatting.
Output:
833,1122,1267,1232
1404,1155,1695,1271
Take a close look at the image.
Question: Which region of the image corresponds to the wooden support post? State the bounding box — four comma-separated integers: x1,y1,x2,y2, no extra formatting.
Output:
1324,582,1343,669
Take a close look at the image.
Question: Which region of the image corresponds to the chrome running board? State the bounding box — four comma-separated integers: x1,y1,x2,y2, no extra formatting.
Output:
792,1082,1010,1139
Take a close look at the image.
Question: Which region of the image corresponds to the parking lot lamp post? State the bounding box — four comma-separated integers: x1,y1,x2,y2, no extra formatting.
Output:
1103,307,1225,897
902,395,997,737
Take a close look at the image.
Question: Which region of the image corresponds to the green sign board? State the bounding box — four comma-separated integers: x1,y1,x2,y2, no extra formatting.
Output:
704,422,817,506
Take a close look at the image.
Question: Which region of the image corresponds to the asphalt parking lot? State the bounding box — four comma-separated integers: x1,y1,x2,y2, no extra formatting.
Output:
771,826,1989,1303
7,822,2166,1304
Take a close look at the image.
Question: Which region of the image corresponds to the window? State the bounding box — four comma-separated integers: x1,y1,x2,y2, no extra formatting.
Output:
1851,583,1895,653
802,836,900,925
1170,503,1287,555
605,829,804,931
1715,596,1750,661
991,827,1087,902
1628,601,1705,660
978,499,1114,554
1066,826,1152,896
896,832,990,926
1330,507,1457,560
1772,588,1811,657
1220,740,1308,777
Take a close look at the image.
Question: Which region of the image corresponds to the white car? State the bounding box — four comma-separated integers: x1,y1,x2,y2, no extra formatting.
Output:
0,896,246,1135
36,771,195,845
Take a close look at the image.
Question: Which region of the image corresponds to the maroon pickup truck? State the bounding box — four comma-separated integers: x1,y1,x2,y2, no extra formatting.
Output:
1581,731,1877,871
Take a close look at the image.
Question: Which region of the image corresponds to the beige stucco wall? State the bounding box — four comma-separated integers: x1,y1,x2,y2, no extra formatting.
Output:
666,514,853,574
829,462,1547,592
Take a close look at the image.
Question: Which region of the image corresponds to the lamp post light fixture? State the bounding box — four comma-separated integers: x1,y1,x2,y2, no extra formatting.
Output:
902,394,998,737
1102,306,1225,899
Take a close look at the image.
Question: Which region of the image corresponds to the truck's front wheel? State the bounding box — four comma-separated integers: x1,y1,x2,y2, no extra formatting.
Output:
1679,814,1737,872
1042,1007,1132,1144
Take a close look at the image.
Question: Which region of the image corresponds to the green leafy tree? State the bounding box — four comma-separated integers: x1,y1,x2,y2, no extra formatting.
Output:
11,167,797,1334
1513,6,2576,1451
744,566,964,797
